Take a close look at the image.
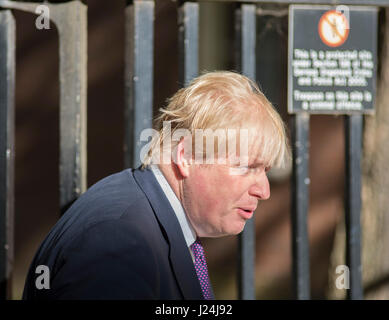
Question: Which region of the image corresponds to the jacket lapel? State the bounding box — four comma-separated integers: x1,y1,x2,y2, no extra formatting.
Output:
132,167,204,300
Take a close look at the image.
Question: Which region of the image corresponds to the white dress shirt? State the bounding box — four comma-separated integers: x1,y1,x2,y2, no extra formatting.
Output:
150,165,197,262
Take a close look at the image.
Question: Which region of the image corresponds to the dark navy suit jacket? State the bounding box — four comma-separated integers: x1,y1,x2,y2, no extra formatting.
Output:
22,167,204,300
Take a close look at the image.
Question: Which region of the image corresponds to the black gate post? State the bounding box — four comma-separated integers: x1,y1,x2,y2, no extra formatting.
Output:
344,114,363,300
178,1,199,87
50,2,88,213
124,0,154,169
291,113,310,300
235,3,257,300
0,9,15,300
0,1,88,214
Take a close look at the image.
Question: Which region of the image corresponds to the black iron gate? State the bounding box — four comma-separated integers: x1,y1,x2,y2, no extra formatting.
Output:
1,0,388,300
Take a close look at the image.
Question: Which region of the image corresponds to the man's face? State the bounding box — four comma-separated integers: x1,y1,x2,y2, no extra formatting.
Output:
182,160,270,238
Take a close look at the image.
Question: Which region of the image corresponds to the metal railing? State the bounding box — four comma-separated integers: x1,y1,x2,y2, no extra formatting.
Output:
1,0,388,300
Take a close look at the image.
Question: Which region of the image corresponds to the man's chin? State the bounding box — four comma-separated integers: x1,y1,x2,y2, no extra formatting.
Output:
204,228,244,238
199,221,247,237
225,222,247,236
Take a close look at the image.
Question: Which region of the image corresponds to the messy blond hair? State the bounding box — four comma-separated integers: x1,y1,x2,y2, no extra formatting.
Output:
141,71,290,168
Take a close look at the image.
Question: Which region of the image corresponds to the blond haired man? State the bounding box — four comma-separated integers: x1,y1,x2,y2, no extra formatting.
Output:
23,71,290,300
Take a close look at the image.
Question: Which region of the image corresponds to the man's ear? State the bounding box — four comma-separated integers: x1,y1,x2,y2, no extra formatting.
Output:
174,138,191,178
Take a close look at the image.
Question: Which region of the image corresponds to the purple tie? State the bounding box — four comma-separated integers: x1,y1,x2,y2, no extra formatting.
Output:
190,239,214,300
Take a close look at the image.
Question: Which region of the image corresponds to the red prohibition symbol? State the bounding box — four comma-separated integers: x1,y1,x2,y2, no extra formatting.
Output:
318,10,350,47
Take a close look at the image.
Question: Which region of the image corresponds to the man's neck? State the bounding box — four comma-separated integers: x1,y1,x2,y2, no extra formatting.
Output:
157,163,183,203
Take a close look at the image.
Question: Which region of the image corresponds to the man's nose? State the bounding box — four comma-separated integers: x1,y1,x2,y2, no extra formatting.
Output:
249,172,270,200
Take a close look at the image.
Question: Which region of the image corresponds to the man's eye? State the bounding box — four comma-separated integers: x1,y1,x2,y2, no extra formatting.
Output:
229,166,250,176
236,165,255,171
236,166,250,173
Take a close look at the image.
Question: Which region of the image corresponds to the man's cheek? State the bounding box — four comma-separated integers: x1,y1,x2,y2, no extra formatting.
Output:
207,199,225,217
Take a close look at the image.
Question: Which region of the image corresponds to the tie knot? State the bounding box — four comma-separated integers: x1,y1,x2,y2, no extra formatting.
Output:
190,239,205,258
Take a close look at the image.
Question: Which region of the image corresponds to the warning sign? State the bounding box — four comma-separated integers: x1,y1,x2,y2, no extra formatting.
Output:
318,10,349,47
288,5,378,114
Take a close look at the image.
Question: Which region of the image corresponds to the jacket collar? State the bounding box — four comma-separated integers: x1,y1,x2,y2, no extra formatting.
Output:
132,167,204,300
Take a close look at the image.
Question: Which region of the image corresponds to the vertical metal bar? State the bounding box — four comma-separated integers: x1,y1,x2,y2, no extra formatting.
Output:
291,113,310,300
0,9,15,300
50,2,88,213
235,4,256,300
234,7,242,73
124,0,154,169
0,1,88,214
344,114,363,300
178,1,199,87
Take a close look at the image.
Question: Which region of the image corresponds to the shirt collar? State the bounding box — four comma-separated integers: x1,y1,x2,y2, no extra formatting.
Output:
150,165,197,248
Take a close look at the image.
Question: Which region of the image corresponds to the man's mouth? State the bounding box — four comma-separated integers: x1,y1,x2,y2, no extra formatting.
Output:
237,207,255,219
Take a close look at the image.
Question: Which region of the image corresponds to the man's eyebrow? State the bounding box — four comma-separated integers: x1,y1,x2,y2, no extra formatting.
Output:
248,162,263,168
248,161,271,169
